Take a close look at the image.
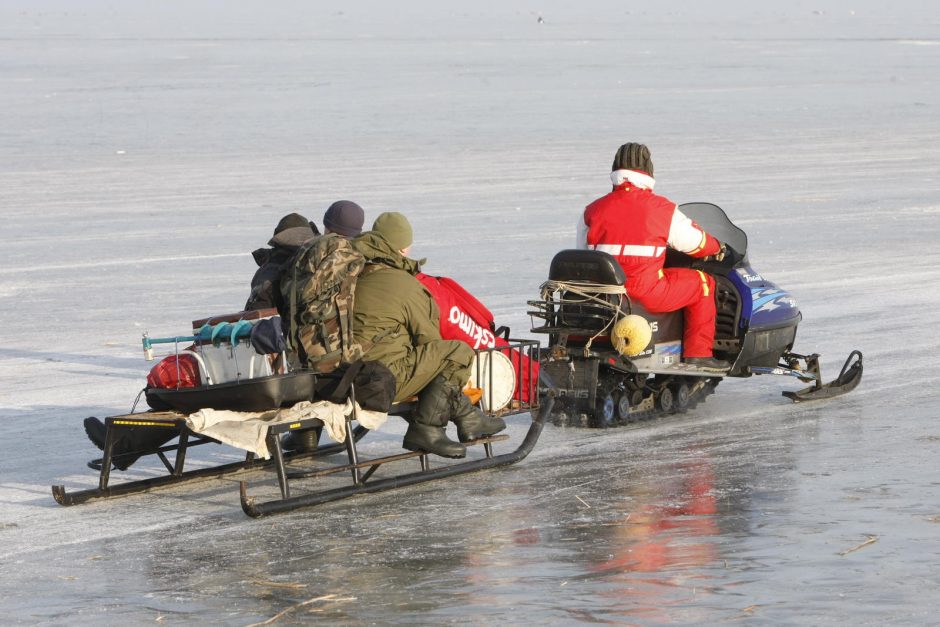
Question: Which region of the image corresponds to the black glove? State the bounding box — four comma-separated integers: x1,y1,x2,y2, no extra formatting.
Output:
713,242,728,262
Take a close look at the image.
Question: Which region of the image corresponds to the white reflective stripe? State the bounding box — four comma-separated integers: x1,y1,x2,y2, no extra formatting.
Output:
594,244,623,255
590,243,667,257
621,245,665,257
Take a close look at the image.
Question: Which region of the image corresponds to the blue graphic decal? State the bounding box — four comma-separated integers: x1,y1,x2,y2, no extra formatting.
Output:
655,341,682,355
752,288,789,311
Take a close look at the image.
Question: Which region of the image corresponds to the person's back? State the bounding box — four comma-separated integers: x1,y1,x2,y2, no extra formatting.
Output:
353,246,434,371
581,143,729,371
245,213,317,313
351,222,443,399
352,212,507,458
584,185,678,296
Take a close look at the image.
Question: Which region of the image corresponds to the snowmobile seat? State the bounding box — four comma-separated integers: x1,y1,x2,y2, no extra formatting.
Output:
548,249,625,286
546,250,624,333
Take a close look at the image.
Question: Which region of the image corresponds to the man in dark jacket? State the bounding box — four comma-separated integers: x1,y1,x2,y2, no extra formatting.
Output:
245,212,318,313
352,212,505,458
245,202,365,314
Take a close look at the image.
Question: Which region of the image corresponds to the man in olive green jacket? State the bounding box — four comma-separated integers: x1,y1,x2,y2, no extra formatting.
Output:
352,212,505,458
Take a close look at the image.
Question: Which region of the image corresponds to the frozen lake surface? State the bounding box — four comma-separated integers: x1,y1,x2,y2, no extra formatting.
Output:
1,1,939,624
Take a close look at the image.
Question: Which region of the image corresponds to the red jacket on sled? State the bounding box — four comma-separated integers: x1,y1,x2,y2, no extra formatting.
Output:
416,273,538,403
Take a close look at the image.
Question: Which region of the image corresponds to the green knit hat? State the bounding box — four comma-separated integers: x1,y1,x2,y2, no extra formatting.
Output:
373,211,413,251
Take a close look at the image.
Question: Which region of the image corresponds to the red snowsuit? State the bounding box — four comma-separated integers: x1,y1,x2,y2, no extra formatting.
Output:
582,183,721,358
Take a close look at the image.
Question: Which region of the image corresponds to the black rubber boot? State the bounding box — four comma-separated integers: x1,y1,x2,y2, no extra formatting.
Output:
403,375,466,458
402,423,466,458
83,416,107,450
450,391,506,443
684,356,730,372
281,427,322,453
84,417,176,471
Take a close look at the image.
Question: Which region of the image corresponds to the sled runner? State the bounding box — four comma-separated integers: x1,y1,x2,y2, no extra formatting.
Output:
529,202,863,427
52,309,543,514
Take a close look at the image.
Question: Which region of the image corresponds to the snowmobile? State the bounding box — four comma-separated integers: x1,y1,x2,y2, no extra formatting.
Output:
51,308,546,516
528,202,863,427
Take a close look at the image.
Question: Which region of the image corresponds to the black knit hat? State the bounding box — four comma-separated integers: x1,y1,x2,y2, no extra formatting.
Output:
269,212,315,247
612,143,654,176
323,200,365,237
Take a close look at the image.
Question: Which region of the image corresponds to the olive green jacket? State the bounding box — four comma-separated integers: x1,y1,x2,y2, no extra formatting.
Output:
351,232,441,370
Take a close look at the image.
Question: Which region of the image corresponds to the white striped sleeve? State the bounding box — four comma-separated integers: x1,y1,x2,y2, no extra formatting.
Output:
667,206,708,254
576,214,589,249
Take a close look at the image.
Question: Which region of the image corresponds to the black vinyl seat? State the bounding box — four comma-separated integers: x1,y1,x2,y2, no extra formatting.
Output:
548,249,625,286
544,250,624,333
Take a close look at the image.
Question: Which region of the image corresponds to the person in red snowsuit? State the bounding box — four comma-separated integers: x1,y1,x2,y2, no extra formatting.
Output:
578,143,729,371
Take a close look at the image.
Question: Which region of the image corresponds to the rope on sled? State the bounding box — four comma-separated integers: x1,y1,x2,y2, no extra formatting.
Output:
539,280,629,354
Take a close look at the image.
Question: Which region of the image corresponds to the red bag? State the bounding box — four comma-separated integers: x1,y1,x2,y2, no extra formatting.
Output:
417,273,538,403
146,354,201,389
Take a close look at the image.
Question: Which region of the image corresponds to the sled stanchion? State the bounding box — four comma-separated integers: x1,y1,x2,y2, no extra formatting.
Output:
172,432,189,476
346,383,362,485
268,432,290,500
99,419,117,490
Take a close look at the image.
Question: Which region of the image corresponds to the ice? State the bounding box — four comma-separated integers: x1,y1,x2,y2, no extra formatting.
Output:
2,0,939,623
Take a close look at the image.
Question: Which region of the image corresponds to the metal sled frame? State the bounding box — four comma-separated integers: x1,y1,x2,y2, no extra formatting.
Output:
239,339,545,517
51,412,370,506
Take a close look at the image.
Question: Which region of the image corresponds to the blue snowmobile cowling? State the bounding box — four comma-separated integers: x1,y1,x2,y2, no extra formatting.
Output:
528,202,863,427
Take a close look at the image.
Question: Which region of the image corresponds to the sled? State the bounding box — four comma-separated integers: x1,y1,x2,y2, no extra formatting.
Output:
529,202,863,427
52,314,543,515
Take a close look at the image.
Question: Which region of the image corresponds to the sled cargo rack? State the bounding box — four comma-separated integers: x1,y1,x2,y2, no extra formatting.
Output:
52,340,548,517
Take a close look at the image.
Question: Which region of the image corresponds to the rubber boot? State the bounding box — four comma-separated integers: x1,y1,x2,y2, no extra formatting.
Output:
281,427,322,453
683,356,730,372
402,376,466,458
402,422,466,459
449,388,507,443
83,416,108,450
83,417,176,471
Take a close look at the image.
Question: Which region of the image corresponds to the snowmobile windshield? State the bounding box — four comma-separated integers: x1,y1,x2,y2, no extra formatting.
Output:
678,202,748,257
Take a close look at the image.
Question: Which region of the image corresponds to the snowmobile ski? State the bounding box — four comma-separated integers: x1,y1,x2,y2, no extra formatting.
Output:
780,350,863,402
